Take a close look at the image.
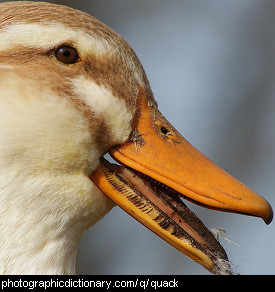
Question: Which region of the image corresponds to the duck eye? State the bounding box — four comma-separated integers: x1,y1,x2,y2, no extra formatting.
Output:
55,45,79,64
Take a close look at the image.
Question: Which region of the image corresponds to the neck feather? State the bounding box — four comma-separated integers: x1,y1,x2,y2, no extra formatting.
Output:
0,169,114,274
0,73,114,274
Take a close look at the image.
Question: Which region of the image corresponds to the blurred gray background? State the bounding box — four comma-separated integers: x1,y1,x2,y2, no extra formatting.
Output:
4,0,274,274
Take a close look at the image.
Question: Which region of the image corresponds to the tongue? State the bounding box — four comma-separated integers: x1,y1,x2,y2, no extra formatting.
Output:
118,164,230,259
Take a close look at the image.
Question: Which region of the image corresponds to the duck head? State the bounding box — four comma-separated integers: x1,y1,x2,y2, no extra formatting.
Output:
0,1,272,274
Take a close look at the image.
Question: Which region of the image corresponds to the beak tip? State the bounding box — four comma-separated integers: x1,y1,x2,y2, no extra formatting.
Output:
264,203,273,225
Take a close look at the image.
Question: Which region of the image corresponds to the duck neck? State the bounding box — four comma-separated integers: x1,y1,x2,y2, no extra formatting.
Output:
0,81,115,274
0,227,81,275
0,170,114,274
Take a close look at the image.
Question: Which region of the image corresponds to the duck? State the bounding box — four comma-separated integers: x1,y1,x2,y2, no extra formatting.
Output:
0,1,272,275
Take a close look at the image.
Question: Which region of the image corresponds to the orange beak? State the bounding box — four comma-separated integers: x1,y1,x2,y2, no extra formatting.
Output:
90,88,273,274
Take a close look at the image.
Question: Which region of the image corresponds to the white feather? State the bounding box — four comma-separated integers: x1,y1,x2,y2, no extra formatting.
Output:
0,23,109,57
72,75,133,145
0,70,116,274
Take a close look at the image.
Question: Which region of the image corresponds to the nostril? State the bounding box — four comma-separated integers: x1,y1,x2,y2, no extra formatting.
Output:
161,127,170,135
160,126,173,137
155,120,173,137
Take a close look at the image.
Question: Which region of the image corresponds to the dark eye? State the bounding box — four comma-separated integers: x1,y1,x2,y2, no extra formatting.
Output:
55,45,79,64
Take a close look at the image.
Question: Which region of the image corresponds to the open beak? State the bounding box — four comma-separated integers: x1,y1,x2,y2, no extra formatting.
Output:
90,88,273,274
